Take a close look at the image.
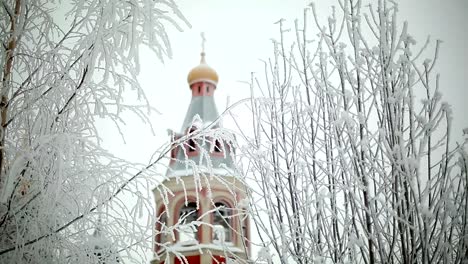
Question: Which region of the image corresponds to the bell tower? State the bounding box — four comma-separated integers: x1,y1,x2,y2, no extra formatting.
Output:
151,39,250,264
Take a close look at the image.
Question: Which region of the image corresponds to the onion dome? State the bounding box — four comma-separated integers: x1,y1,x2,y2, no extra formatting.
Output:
187,52,219,85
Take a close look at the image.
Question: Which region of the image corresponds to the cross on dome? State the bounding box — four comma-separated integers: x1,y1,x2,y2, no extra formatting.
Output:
201,32,206,54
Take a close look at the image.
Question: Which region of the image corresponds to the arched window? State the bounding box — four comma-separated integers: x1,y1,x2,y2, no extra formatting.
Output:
213,202,231,243
178,202,199,244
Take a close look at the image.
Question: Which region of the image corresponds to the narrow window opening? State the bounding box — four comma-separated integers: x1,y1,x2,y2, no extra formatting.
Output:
188,139,196,152
188,129,196,152
198,86,201,94
206,86,209,93
214,140,222,153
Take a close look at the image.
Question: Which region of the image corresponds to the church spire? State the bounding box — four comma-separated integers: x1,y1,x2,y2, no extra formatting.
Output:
165,38,236,177
152,40,250,264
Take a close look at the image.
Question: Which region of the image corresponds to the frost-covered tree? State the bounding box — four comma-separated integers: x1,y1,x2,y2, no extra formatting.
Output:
238,0,468,263
0,0,189,263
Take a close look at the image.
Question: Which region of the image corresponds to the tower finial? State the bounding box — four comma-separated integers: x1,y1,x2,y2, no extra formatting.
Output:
200,32,206,63
201,32,206,53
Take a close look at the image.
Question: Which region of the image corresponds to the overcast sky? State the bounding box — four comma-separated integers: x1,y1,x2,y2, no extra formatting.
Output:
102,0,467,168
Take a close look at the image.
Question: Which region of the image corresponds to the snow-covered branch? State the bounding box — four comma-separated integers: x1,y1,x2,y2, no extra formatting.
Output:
237,1,468,263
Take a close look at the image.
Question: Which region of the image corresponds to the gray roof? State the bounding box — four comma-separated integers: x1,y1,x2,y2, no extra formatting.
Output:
167,86,236,177
180,95,220,133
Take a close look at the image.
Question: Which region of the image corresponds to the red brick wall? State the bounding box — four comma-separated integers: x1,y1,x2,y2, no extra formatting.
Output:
174,255,200,264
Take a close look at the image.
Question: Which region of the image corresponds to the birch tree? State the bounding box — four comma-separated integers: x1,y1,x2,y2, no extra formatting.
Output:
0,0,189,263
239,1,468,263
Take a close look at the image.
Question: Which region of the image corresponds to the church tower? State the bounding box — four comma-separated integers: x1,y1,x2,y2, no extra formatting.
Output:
151,47,250,264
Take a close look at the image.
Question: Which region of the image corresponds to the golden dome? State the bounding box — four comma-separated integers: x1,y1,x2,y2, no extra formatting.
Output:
187,52,218,85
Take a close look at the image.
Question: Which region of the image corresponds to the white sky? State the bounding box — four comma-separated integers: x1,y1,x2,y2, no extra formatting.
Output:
105,0,467,166
96,1,467,261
